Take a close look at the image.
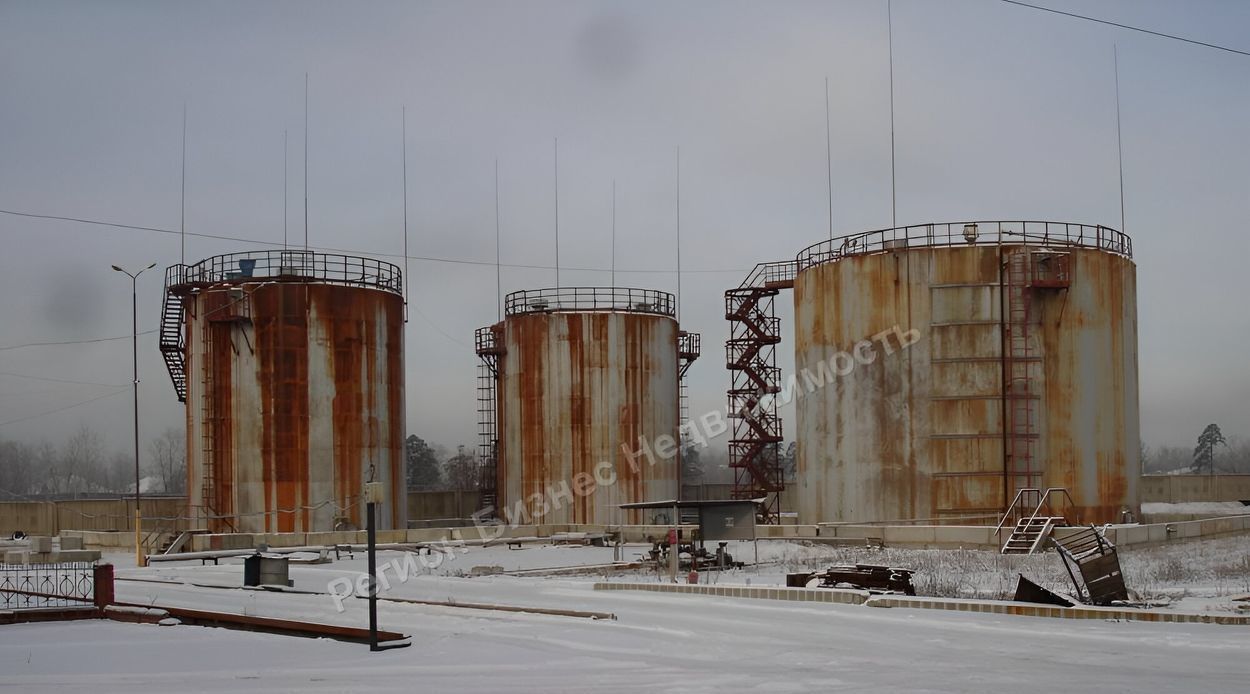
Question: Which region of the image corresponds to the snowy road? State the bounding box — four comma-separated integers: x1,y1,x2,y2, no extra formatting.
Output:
2,552,1248,693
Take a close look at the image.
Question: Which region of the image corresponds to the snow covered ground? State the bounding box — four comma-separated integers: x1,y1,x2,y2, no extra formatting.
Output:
3,537,1249,692
1142,502,1250,515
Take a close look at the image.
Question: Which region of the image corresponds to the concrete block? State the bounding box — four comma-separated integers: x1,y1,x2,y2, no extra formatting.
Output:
823,525,879,541
1110,525,1139,545
1206,518,1238,535
254,533,306,549
501,526,531,541
936,526,994,547
302,532,334,547
884,526,937,546
207,533,255,551
58,536,84,550
757,525,782,539
406,527,451,543
375,530,407,544
51,549,101,562
1178,521,1202,538
304,531,364,546
29,536,52,553
4,550,27,564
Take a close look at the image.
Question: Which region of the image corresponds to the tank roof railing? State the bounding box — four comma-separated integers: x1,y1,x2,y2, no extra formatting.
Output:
505,287,676,317
165,249,403,297
796,221,1132,272
735,260,799,290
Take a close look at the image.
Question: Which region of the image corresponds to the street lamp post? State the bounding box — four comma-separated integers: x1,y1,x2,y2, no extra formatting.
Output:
112,262,156,568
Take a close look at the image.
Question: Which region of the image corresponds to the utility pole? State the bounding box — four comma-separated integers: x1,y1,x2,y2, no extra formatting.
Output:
112,262,156,567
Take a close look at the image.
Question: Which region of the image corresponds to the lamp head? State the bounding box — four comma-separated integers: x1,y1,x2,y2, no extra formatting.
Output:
962,223,979,244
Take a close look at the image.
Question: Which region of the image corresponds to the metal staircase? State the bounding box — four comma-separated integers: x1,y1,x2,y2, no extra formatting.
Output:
994,487,1075,554
1002,516,1064,554
159,269,188,402
725,261,795,523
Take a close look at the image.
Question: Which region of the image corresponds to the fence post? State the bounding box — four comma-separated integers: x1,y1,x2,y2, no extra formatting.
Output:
93,563,115,609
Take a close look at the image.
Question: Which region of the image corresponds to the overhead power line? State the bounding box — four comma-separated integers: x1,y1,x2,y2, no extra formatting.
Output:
999,0,1250,58
0,208,745,275
0,329,157,352
0,387,129,427
0,370,129,388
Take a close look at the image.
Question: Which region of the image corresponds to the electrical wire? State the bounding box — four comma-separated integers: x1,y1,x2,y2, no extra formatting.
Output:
999,0,1250,58
0,208,746,275
0,330,157,352
0,370,128,388
0,386,129,427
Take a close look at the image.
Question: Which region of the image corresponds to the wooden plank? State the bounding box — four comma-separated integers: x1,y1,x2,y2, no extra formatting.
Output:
112,601,408,645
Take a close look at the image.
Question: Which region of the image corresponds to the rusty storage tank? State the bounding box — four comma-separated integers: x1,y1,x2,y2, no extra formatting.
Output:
160,250,406,533
476,287,699,526
791,222,1139,525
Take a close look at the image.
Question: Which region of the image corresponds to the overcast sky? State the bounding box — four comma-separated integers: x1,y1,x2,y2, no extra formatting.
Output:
1,0,1247,462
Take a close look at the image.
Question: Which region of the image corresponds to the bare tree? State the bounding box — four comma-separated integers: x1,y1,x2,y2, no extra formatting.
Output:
443,445,478,491
147,426,187,494
60,425,103,494
101,450,132,493
1144,445,1190,474
0,439,35,497
405,434,442,491
33,440,58,495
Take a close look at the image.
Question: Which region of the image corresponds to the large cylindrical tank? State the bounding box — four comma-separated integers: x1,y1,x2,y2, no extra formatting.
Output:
493,287,682,526
169,251,406,533
792,222,1139,525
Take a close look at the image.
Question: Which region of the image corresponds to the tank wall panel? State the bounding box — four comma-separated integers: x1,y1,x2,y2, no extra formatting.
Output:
184,282,405,533
499,311,679,525
794,246,1139,524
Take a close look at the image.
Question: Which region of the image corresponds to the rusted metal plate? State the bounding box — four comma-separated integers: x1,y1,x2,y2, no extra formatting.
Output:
498,309,680,525
1014,574,1074,606
184,280,405,533
794,245,1139,524
1080,553,1128,606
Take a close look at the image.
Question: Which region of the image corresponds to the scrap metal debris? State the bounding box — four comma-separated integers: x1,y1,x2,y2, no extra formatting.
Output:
1053,525,1129,606
787,564,916,595
1014,524,1130,607
1013,574,1074,607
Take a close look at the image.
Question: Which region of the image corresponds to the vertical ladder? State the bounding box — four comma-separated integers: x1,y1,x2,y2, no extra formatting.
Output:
1001,249,1070,509
199,319,217,531
1003,251,1038,497
474,326,503,518
678,330,701,428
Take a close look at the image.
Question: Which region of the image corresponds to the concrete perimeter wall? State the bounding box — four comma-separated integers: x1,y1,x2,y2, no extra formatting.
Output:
0,498,189,537
1140,474,1250,503
51,514,1250,554
7,478,1248,540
